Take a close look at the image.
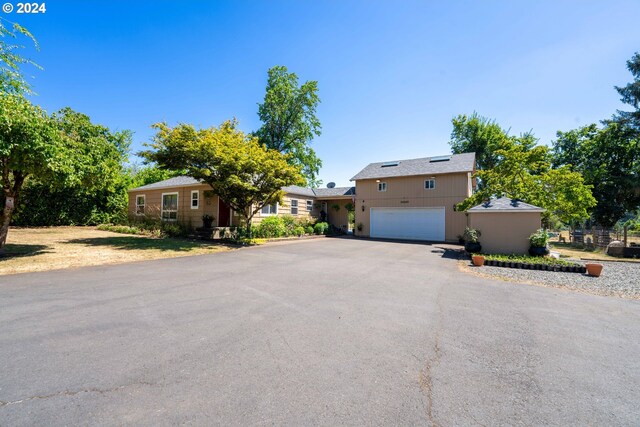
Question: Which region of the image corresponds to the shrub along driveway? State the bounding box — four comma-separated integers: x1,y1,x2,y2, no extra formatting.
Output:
0,238,638,425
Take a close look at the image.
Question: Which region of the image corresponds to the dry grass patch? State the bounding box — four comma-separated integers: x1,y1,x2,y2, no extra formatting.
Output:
0,226,234,275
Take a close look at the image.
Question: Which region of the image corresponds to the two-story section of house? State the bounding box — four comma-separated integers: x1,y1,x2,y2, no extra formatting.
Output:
351,152,475,242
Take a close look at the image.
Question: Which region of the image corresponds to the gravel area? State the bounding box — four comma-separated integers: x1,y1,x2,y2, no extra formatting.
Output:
465,260,640,299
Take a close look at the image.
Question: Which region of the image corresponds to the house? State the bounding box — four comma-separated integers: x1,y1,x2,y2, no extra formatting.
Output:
351,152,475,242
128,152,476,241
467,197,544,254
128,177,356,231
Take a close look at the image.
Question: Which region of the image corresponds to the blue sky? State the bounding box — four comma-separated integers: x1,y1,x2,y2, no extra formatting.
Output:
9,0,640,186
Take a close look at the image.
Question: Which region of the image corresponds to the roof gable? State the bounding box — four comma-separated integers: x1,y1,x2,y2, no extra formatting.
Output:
350,152,475,181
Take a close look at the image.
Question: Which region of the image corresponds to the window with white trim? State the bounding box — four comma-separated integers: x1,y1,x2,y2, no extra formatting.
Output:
135,195,145,215
191,190,199,209
378,182,387,192
291,199,298,215
261,203,278,215
425,179,436,190
306,200,313,211
161,193,178,221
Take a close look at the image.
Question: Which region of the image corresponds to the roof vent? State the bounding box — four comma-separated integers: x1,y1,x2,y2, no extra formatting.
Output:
381,161,399,168
327,182,336,188
429,155,452,163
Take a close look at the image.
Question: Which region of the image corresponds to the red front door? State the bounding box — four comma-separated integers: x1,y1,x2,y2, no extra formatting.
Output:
218,199,231,227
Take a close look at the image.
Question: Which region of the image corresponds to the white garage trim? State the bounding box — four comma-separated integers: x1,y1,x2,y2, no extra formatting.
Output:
370,207,445,242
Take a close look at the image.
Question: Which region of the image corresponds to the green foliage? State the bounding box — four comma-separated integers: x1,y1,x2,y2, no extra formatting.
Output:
305,225,314,235
255,66,322,186
254,216,287,238
12,107,132,227
449,113,535,173
458,135,596,225
331,203,340,211
99,219,190,238
142,119,304,236
314,222,329,235
0,95,64,248
483,253,581,267
553,122,639,226
294,226,305,237
0,21,40,94
463,227,481,243
127,165,184,189
613,51,640,130
529,229,549,247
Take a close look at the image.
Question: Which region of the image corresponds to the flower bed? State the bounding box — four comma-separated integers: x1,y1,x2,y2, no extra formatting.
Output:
482,254,586,273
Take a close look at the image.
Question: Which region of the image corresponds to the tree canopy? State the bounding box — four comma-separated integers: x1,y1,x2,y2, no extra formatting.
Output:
0,20,39,94
0,94,62,248
613,51,640,130
553,122,639,227
142,120,304,233
255,66,322,187
12,107,133,226
451,115,597,226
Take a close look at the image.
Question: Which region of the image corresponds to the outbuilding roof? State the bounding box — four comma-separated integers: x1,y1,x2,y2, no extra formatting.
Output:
467,197,545,213
350,152,475,181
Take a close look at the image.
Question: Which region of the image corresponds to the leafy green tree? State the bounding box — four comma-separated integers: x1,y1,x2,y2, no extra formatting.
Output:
0,21,39,94
0,95,63,250
127,165,185,189
142,120,305,234
12,108,133,226
553,122,639,227
255,66,322,186
449,113,537,173
613,52,640,130
458,140,596,226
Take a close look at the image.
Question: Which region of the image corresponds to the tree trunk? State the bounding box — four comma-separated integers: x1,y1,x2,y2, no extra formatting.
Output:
0,203,14,253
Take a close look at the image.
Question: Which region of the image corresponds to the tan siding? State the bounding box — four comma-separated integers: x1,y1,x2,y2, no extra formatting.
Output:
252,193,317,224
469,212,541,254
127,184,217,228
354,173,470,242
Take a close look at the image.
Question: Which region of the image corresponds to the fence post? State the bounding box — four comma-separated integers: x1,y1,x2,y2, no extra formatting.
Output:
624,225,628,247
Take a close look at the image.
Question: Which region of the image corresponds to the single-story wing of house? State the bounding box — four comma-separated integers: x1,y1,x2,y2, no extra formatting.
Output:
128,177,356,232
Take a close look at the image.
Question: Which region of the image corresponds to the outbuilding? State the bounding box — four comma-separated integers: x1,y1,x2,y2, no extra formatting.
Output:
467,198,545,254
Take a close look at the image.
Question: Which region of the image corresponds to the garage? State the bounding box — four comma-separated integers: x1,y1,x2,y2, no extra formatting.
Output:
370,207,445,241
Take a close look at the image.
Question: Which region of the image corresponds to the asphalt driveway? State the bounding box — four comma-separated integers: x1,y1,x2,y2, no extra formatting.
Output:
1,238,639,426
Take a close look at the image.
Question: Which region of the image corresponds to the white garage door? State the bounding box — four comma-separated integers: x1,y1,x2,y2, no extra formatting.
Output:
370,207,445,241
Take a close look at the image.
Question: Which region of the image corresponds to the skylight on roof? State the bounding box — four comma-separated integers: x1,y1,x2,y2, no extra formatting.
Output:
429,155,451,163
381,161,399,167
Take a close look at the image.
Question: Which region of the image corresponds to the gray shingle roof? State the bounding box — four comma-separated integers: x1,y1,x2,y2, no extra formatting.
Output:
313,187,355,198
467,197,544,212
130,177,356,199
350,152,475,181
282,185,316,197
129,176,201,191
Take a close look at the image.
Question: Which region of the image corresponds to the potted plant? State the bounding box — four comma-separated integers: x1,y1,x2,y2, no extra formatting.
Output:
463,227,482,253
457,234,465,245
202,214,214,229
471,254,485,266
585,263,603,277
528,228,550,256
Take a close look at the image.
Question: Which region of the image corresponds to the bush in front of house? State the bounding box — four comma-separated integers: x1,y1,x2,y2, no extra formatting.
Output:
294,226,305,237
305,225,314,235
254,216,287,238
314,222,329,235
98,218,191,238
